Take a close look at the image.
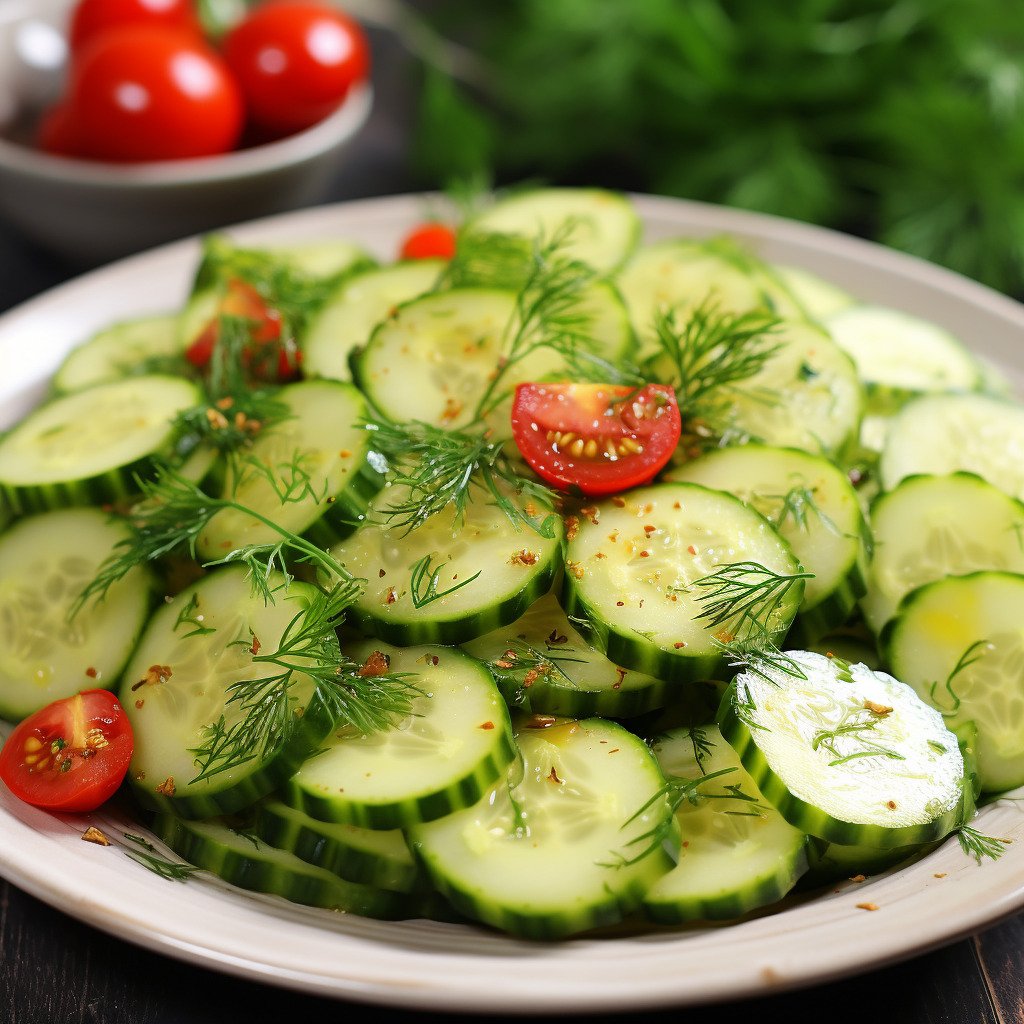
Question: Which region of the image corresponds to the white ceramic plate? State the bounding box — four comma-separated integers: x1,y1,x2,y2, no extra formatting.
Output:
1,193,1023,1013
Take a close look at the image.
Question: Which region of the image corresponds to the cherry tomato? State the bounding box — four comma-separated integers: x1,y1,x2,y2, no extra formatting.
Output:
511,383,682,497
68,27,243,162
223,1,370,135
185,278,301,382
0,690,134,813
399,222,457,261
69,0,201,55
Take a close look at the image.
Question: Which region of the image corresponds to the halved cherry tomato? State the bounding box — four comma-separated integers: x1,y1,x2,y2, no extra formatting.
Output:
399,222,457,261
0,690,134,812
223,1,370,135
69,0,201,56
511,383,681,497
185,278,301,382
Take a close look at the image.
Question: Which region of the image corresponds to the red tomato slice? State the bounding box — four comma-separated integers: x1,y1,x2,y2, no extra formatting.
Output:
184,278,301,382
511,383,681,497
0,690,134,813
399,222,457,261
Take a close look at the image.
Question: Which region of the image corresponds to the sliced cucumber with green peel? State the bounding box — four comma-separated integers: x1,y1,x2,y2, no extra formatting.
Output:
641,725,807,923
665,445,868,639
120,568,335,818
860,473,1024,635
303,260,443,381
883,571,1024,793
880,393,1024,499
562,482,803,683
148,814,412,918
465,187,640,273
351,285,635,434
0,509,155,719
253,798,423,892
196,379,382,558
0,375,201,516
409,715,677,940
286,641,515,829
461,591,671,718
53,314,184,394
824,305,981,411
330,482,563,645
718,651,973,847
617,238,805,358
801,836,933,887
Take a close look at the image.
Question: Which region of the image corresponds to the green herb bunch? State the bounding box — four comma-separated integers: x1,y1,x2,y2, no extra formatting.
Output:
408,0,1024,295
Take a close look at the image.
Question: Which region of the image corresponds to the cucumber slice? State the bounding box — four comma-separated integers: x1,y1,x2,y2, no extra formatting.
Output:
303,260,444,381
148,813,412,918
196,379,382,558
465,187,640,273
0,508,155,719
883,571,1024,793
718,651,973,847
665,445,868,639
253,798,423,892
352,285,635,435
562,482,803,683
860,473,1024,635
461,591,671,719
880,392,1024,499
120,568,335,818
801,836,932,887
0,375,201,516
641,725,807,923
617,238,805,358
824,305,982,409
409,715,677,940
773,265,855,321
330,482,563,645
286,642,515,829
52,314,184,394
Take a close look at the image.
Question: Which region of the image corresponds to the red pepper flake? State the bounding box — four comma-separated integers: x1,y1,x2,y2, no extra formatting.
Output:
613,668,627,691
612,496,626,508
608,530,619,543
687,545,697,555
525,502,538,517
673,501,682,510
510,549,539,566
134,699,144,709
608,748,620,754
639,550,650,558
934,873,947,879
547,630,568,645
378,568,386,578
673,641,686,649
856,902,879,912
216,396,234,410
385,587,397,605
850,874,867,883
248,632,261,656
480,721,495,730
566,560,584,580
547,767,562,784
156,777,176,797
643,525,657,536
526,714,557,729
358,650,391,677
886,800,897,810
131,664,172,691
616,600,625,607
339,449,352,458
85,667,98,678
563,515,581,541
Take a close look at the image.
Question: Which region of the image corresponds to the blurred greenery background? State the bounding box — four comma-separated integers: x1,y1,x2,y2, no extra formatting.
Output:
390,0,1024,297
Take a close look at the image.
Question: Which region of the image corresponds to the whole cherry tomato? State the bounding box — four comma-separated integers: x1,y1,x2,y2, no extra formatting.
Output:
0,690,134,813
68,26,243,161
69,0,201,55
223,1,370,135
36,103,83,157
511,383,682,497
399,222,457,261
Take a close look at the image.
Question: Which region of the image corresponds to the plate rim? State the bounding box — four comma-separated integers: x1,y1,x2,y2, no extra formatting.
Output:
1,190,1023,1013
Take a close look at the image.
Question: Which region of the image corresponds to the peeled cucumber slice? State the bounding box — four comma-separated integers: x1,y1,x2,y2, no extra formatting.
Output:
718,651,973,848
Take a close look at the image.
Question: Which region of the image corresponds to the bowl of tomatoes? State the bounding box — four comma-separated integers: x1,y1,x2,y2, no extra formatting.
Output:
0,0,373,266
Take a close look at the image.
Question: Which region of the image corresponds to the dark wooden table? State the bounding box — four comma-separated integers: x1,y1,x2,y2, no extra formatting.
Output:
1,23,1023,1024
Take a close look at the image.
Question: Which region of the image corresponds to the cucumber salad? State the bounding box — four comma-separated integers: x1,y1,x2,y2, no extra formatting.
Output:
0,187,1019,941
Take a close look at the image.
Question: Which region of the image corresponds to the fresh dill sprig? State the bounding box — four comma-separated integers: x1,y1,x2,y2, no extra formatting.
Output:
124,849,203,882
364,419,559,538
688,725,714,775
957,824,1010,864
73,452,351,614
174,592,216,638
929,639,992,716
189,582,419,782
810,699,906,767
409,554,482,608
653,299,782,435
690,560,812,647
766,485,840,535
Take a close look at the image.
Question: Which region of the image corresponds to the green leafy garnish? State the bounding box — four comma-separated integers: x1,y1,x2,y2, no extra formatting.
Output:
957,824,1010,864
409,554,482,608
